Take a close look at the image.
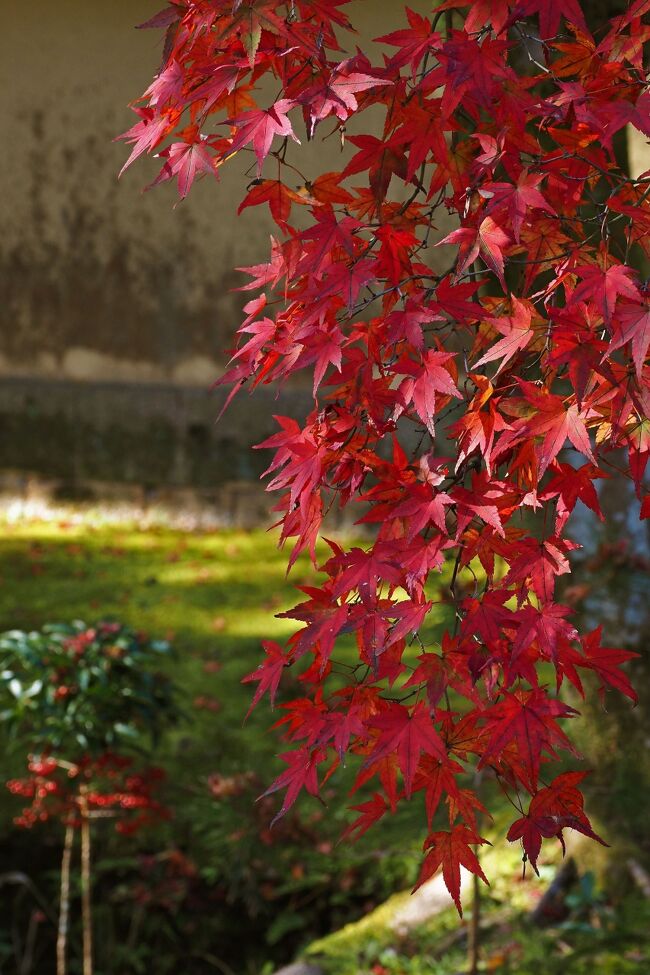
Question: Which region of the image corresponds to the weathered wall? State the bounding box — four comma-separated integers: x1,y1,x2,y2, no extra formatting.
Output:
1,0,438,386
0,1,442,501
2,3,648,501
4,0,269,385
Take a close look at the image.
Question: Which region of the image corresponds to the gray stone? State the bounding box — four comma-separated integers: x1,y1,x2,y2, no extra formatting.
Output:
271,963,323,975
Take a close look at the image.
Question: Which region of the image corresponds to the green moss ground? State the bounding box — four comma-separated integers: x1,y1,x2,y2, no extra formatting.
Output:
301,839,650,975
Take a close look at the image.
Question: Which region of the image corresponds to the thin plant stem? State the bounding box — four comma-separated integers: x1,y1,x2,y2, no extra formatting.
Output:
79,787,93,975
57,824,74,975
467,869,480,975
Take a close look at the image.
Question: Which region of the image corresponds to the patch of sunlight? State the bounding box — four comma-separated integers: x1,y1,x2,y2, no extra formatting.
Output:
225,611,297,639
306,887,417,961
305,827,563,975
153,564,316,597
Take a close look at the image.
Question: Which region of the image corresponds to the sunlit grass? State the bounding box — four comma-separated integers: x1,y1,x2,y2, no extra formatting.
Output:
0,517,457,851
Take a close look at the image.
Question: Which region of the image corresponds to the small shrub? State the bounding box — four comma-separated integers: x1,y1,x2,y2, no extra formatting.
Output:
0,620,177,752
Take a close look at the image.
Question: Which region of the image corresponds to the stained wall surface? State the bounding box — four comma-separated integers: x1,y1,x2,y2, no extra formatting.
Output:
2,1,439,386
2,4,647,504
0,2,426,501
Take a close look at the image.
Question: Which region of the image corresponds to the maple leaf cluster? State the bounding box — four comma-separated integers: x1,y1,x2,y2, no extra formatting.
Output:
122,0,649,912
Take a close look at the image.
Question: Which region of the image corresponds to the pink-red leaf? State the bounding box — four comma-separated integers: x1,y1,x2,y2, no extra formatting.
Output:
414,824,489,915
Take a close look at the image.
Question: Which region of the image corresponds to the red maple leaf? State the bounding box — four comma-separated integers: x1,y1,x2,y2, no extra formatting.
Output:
414,824,489,915
298,61,391,135
571,264,641,323
227,100,299,174
580,627,639,704
498,381,595,477
377,8,439,73
504,536,576,602
474,298,535,375
188,63,241,113
452,472,512,538
393,484,453,537
541,461,605,525
397,350,461,435
507,771,604,872
483,171,556,243
238,178,308,229
512,0,588,39
510,603,577,666
385,300,444,351
481,688,578,790
342,792,389,840
329,545,403,606
432,277,482,322
306,170,354,206
460,590,515,644
412,755,467,826
152,136,222,197
609,301,650,379
281,587,350,671
143,59,184,109
447,787,490,831
261,747,325,825
374,225,418,284
299,206,360,277
136,6,180,31
448,375,511,476
117,107,179,176
364,702,447,797
344,135,409,204
438,0,510,36
242,640,289,716
405,649,476,710
519,217,572,293
439,217,511,289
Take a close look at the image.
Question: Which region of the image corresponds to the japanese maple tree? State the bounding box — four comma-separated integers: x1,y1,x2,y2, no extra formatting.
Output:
122,0,649,913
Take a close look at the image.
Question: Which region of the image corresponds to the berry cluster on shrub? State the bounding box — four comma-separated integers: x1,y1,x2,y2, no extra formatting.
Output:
8,752,169,834
0,620,177,753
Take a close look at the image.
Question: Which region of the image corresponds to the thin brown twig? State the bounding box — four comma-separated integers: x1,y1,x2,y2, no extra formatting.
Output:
56,825,74,975
79,787,93,975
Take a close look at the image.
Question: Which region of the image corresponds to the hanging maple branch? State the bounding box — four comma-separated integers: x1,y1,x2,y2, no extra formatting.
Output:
121,0,649,914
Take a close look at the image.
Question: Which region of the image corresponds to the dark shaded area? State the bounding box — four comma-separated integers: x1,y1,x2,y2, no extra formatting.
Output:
0,377,312,501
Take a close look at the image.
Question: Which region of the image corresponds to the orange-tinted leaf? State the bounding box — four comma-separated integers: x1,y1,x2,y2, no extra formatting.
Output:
414,824,489,915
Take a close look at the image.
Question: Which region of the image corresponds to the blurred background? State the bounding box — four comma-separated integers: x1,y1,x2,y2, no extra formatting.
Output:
1,3,649,975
